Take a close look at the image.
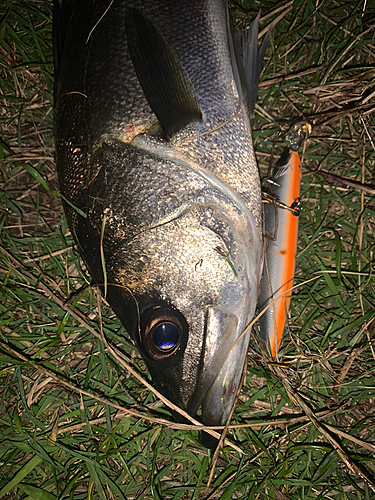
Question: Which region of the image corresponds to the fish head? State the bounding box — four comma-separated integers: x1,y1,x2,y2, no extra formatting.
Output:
102,184,262,436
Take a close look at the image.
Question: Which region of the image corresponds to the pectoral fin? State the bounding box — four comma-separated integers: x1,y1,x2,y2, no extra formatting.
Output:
125,8,202,139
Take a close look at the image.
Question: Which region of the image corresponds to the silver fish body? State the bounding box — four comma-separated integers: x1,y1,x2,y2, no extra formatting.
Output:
54,0,264,442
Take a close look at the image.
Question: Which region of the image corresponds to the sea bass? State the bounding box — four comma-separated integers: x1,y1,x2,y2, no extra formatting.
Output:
54,0,267,444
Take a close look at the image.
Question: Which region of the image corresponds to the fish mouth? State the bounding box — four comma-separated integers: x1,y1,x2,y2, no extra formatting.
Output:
186,306,252,446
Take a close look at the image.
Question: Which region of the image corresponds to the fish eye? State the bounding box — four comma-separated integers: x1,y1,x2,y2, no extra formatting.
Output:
153,322,180,351
142,307,186,361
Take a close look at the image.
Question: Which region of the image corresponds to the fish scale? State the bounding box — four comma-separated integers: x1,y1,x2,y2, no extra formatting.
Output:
173,110,262,237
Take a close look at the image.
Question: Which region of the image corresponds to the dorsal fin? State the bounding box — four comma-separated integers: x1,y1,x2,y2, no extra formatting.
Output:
235,12,270,114
125,8,202,140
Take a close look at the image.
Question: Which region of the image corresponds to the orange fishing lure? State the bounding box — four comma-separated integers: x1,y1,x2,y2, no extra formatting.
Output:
258,149,302,357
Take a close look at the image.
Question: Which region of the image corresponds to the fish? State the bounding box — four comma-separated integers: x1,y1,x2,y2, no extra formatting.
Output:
53,0,268,446
258,123,311,357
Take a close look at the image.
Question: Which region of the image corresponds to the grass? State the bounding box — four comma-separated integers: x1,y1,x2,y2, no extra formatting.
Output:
1,0,375,498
